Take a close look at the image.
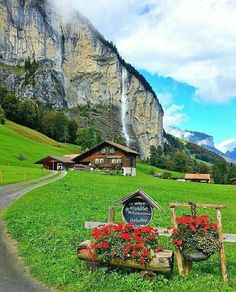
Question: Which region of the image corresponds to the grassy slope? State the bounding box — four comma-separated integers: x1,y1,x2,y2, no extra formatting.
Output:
3,164,236,291
0,165,50,185
0,120,80,184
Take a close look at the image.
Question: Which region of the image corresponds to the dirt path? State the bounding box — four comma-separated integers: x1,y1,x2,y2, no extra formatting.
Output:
0,171,67,292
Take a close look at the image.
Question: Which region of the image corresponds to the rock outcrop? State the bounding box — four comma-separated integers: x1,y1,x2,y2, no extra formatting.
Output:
0,0,164,158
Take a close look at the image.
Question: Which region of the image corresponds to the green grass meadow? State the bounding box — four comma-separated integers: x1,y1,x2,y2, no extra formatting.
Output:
0,165,50,185
0,120,80,184
3,164,236,291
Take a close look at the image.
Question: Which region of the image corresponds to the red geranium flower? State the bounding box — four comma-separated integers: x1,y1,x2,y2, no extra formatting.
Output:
139,257,145,263
176,239,182,246
119,233,131,241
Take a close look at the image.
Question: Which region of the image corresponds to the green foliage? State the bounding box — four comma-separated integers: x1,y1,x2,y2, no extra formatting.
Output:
160,172,172,179
199,162,210,174
226,164,236,184
173,151,189,172
0,86,19,120
0,105,5,124
149,133,231,185
212,160,228,184
3,165,236,291
186,142,224,164
23,57,39,86
0,85,78,144
77,127,102,150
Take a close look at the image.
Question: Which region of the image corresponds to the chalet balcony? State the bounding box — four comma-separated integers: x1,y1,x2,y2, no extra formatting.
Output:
90,163,123,168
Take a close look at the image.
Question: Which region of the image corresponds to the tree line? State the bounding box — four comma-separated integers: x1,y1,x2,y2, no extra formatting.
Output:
148,132,236,184
0,85,78,144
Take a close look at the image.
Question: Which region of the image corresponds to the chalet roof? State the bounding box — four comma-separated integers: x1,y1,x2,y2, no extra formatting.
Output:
185,173,211,180
63,154,79,159
35,156,74,164
105,141,139,155
72,140,139,161
115,189,163,211
230,178,236,181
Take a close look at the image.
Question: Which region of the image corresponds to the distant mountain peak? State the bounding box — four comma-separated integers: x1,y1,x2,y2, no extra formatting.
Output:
167,126,214,148
166,126,235,162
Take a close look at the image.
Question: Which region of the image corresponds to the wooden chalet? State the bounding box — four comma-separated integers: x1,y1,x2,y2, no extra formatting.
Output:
35,155,75,170
230,178,236,185
184,173,211,183
73,141,139,176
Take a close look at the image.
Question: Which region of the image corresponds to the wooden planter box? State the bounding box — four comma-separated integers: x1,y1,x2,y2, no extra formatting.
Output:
77,240,174,273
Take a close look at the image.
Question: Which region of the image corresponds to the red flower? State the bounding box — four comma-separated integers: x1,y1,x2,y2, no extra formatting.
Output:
156,246,163,252
102,242,109,249
124,244,131,253
212,223,218,230
133,251,139,257
139,257,145,263
133,243,142,249
134,234,145,243
119,233,131,241
176,239,182,246
190,226,195,232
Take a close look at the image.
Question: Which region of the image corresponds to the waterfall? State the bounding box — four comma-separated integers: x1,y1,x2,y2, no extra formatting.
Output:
121,67,131,146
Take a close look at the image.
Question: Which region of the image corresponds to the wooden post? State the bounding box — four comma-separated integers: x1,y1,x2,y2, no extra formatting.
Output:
183,259,192,275
170,207,184,276
108,206,115,223
216,208,228,283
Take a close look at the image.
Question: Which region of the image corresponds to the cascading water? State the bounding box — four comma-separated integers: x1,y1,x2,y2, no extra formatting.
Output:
121,67,131,146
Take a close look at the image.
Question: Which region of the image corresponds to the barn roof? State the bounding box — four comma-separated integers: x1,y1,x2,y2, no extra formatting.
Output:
115,189,163,211
72,140,139,161
35,156,74,164
185,173,211,180
63,154,79,159
230,178,236,181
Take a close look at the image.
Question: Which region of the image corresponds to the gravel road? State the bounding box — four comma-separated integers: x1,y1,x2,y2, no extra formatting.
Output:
0,171,67,292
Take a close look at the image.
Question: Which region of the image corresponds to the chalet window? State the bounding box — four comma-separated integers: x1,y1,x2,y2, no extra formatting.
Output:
110,148,115,153
101,148,106,154
95,158,100,164
111,158,122,164
100,158,104,163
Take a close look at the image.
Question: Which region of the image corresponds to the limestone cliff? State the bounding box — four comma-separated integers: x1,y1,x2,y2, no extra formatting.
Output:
0,0,164,158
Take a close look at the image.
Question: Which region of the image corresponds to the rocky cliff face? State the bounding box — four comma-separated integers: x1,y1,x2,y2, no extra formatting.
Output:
0,0,164,158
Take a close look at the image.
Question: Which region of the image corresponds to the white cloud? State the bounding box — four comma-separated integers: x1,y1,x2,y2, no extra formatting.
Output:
157,92,173,107
54,0,236,104
216,138,236,153
163,104,188,128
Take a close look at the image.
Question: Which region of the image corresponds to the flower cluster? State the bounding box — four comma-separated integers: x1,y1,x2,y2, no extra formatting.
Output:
89,222,162,264
171,215,222,256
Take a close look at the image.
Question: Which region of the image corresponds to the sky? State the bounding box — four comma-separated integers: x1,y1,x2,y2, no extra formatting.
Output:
54,0,236,153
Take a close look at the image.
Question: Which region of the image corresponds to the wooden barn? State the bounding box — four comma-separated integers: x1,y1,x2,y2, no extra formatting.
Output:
73,141,139,176
230,178,236,185
185,173,211,183
35,156,75,170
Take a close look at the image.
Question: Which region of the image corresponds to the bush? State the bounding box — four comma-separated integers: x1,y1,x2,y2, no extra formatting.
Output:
0,105,5,124
161,172,172,179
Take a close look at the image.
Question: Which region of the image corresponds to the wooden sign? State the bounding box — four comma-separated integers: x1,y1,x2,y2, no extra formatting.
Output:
115,189,163,227
122,197,153,226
